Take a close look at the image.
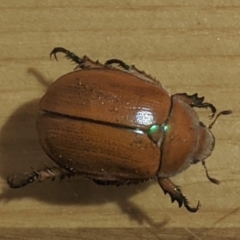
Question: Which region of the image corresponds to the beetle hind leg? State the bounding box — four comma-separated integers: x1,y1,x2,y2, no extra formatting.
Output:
50,47,105,69
105,59,161,86
7,166,73,188
173,93,216,119
158,177,200,213
105,59,130,70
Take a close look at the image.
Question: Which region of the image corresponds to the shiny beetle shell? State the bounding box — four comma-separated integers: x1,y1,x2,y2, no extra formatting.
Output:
38,69,171,181
7,47,232,212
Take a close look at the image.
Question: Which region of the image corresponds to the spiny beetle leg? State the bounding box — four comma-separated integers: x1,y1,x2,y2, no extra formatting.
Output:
105,59,160,85
105,59,130,70
173,93,216,119
198,102,217,119
50,47,84,65
50,47,104,69
158,177,200,213
7,166,72,188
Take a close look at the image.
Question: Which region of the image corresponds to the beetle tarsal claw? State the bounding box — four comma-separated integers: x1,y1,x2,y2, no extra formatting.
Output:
50,47,106,70
158,178,200,213
7,172,37,188
50,47,85,66
50,47,69,61
183,198,201,213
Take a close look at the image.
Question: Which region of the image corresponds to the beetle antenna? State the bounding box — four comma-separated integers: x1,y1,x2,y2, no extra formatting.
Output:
202,160,220,184
208,110,232,129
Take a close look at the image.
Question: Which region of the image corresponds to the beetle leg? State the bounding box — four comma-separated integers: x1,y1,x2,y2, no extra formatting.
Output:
173,93,217,119
7,166,73,188
50,47,105,69
105,59,130,70
105,59,161,86
158,178,200,213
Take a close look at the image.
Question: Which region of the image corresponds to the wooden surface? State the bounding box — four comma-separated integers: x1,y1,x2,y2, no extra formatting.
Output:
0,1,239,239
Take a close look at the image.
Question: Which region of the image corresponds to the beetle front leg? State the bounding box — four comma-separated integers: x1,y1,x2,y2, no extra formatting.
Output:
50,47,105,69
173,93,216,119
158,177,200,212
7,166,73,188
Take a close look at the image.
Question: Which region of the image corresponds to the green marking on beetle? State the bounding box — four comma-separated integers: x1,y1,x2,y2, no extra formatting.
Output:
148,124,170,136
163,124,170,132
148,124,160,135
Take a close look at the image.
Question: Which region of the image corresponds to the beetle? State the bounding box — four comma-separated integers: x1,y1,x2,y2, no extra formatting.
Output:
7,47,232,212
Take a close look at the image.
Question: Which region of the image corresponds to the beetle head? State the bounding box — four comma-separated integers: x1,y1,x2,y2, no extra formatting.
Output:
193,110,232,184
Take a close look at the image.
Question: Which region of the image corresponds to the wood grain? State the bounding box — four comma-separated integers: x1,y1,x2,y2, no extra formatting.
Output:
0,1,239,239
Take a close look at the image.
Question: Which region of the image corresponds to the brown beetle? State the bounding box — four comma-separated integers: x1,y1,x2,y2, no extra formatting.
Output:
7,47,232,212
